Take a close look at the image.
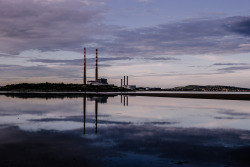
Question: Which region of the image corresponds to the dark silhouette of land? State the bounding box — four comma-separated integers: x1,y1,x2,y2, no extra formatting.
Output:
1,83,250,92
0,82,124,92
1,83,250,101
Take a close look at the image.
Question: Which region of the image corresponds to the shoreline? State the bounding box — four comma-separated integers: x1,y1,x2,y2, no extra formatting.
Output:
1,91,250,100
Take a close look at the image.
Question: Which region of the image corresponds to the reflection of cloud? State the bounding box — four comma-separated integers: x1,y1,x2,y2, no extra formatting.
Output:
218,110,250,117
1,125,250,166
29,115,132,125
215,109,250,120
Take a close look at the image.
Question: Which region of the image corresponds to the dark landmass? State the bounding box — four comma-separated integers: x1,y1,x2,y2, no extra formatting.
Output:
1,83,250,92
163,85,250,92
1,83,250,101
0,82,125,92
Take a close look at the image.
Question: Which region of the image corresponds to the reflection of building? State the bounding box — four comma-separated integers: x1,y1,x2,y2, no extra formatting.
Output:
83,96,99,134
87,96,108,103
121,95,128,106
83,96,110,134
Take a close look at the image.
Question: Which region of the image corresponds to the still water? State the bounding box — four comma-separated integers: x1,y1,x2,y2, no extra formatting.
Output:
0,94,250,167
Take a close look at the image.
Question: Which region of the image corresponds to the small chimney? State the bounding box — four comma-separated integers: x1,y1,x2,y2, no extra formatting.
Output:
83,48,86,85
95,49,98,81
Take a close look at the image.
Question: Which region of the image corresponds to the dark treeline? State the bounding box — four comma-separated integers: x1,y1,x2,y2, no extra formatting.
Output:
0,82,125,92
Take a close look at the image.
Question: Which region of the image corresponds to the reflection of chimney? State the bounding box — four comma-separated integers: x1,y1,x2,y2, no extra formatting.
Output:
127,76,128,86
84,48,86,85
95,49,98,81
95,100,98,134
124,76,125,86
83,96,86,134
127,95,128,106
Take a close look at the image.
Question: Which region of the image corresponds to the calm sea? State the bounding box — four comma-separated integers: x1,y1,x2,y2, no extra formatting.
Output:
0,94,250,167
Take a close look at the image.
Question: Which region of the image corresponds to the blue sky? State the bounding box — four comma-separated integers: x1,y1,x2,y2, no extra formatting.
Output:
1,0,250,88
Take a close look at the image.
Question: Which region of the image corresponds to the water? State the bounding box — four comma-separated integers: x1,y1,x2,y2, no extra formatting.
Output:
0,94,250,167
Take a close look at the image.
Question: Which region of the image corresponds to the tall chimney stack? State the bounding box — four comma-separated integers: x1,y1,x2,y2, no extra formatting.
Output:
124,76,125,86
83,48,86,85
127,76,128,86
121,79,123,88
95,49,98,81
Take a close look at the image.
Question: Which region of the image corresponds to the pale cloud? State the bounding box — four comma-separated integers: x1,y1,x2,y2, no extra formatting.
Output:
137,0,153,2
0,0,106,54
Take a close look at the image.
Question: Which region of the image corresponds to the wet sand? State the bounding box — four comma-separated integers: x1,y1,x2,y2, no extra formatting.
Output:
120,92,250,100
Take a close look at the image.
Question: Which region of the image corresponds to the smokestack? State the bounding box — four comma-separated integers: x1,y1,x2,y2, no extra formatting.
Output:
124,76,125,86
127,76,128,86
121,79,123,88
95,49,98,81
83,48,86,85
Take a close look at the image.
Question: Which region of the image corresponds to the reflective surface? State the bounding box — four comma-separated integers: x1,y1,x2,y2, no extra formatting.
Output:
0,94,250,167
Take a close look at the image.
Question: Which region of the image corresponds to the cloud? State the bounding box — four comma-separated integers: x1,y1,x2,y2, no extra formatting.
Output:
28,56,178,66
137,0,153,2
95,16,250,58
213,63,248,66
138,57,180,61
226,16,250,36
0,0,106,54
1,0,250,59
29,57,133,66
0,64,81,79
218,66,250,72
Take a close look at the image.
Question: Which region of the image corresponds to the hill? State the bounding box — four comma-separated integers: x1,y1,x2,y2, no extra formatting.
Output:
164,85,250,92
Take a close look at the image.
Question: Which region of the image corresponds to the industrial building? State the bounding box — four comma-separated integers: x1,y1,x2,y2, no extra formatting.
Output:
83,48,110,86
83,48,135,89
121,76,136,90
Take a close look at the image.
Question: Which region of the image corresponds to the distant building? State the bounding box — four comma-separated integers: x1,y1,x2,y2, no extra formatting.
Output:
87,96,108,103
123,85,136,90
121,76,136,90
87,78,109,86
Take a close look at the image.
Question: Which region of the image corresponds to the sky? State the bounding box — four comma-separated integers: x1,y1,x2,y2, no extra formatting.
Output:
1,0,250,88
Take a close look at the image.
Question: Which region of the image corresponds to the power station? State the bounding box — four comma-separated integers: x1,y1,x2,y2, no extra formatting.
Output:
121,75,136,90
83,48,136,89
83,48,109,86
